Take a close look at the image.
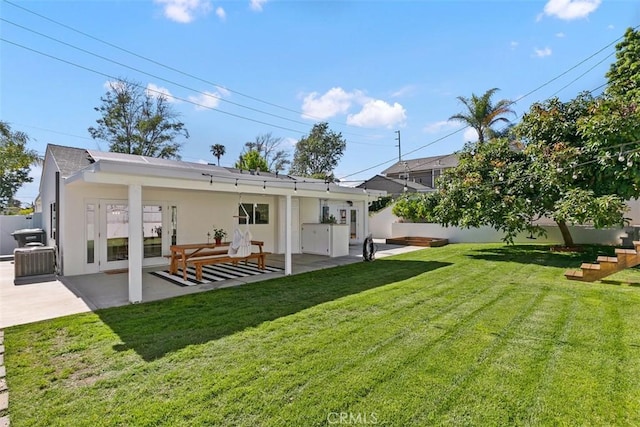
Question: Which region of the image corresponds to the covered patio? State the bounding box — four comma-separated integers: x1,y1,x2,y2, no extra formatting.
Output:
0,242,424,328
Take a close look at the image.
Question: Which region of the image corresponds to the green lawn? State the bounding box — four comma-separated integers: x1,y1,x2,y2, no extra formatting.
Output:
5,243,640,426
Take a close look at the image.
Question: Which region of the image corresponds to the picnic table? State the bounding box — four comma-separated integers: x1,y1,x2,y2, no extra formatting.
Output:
169,242,230,279
169,240,267,281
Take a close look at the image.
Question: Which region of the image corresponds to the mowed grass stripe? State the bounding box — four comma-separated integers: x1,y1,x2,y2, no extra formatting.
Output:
5,244,640,426
529,286,640,426
148,258,521,424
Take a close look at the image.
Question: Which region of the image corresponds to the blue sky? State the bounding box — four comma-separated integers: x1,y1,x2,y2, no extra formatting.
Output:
2,0,639,204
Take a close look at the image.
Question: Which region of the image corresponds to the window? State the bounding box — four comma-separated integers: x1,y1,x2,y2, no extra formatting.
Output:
170,205,178,245
50,203,56,239
143,205,162,258
86,204,95,264
239,203,269,225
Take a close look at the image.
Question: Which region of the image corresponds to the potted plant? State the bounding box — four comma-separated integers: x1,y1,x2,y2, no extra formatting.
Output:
212,228,227,244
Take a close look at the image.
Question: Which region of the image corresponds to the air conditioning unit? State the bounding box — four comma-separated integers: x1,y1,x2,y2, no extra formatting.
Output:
14,246,56,285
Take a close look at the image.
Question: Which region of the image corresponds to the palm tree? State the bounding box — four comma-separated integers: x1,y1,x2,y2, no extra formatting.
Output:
210,144,226,166
449,88,515,144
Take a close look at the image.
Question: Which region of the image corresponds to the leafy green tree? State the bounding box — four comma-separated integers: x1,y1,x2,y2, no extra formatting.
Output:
0,122,40,211
234,149,269,172
210,143,226,166
449,88,515,144
289,122,346,180
395,29,640,247
89,78,188,159
605,27,640,100
393,136,627,246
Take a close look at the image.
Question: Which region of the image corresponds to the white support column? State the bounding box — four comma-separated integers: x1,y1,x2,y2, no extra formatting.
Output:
285,194,292,275
128,184,143,303
363,200,370,239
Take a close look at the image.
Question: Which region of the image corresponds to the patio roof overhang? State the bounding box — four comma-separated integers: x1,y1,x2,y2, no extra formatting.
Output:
65,158,386,201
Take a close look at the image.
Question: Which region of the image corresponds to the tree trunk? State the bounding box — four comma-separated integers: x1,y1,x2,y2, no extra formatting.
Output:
556,220,574,247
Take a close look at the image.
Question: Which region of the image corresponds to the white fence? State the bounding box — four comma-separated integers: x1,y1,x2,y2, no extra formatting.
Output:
0,214,43,255
370,205,629,246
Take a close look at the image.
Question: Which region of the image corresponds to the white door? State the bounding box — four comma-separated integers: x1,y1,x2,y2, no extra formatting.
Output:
100,202,130,271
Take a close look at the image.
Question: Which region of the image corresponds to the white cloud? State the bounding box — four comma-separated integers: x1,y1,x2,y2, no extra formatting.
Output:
146,83,178,102
510,41,519,50
556,32,566,38
534,47,552,58
301,87,365,119
463,128,478,142
301,86,406,128
250,0,267,12
216,7,226,20
347,100,406,129
155,0,212,23
542,0,601,20
390,85,417,98
188,87,228,110
423,120,458,134
608,24,615,30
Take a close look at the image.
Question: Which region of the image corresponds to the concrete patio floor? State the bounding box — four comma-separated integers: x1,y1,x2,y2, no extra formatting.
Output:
0,241,424,328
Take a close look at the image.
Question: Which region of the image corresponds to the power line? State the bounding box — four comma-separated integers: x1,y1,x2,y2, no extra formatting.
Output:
0,37,316,134
0,18,334,132
2,0,379,138
340,25,639,181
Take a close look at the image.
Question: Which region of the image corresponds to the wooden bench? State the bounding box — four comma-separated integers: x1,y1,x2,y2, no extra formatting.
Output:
169,242,231,279
186,241,270,281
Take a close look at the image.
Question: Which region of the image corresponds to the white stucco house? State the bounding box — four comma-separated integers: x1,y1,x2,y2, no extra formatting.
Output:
38,144,384,303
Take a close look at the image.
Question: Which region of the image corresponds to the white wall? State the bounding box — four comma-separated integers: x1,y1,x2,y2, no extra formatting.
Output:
0,214,42,255
391,222,628,245
370,204,631,245
61,183,279,275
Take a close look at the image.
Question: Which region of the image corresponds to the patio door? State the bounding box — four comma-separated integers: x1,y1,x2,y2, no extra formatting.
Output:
95,201,171,271
101,203,130,271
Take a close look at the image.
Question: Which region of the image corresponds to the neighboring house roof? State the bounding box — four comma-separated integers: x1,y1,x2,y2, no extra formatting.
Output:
48,144,93,177
382,153,459,175
357,175,433,195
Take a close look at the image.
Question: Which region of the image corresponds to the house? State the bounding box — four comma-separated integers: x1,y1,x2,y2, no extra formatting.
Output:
381,153,459,189
357,175,433,197
37,144,384,303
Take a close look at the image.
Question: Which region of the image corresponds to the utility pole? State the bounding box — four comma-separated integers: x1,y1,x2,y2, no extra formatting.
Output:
395,130,401,162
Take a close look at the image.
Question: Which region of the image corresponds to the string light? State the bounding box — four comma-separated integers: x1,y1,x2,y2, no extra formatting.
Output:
263,181,266,191
294,182,297,193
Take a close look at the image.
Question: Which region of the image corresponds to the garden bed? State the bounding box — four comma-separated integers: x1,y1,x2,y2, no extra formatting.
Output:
385,236,449,247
